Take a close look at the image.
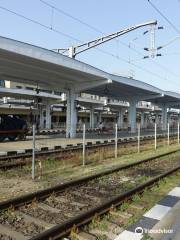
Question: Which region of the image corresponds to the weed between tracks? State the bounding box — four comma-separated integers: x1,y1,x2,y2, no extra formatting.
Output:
0,140,180,201
77,171,180,240
0,153,179,239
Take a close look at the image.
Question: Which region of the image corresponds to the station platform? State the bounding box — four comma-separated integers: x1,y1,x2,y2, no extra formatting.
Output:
0,130,171,156
116,185,180,240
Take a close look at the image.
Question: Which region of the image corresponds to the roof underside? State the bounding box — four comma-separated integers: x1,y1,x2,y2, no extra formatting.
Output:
149,91,180,108
0,88,62,100
85,80,161,100
0,36,179,105
0,36,108,91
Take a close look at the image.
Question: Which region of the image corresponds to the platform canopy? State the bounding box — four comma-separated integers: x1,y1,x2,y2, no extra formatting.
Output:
77,96,104,108
0,35,165,102
148,91,180,109
0,36,110,92
85,74,163,102
106,101,152,111
0,87,62,100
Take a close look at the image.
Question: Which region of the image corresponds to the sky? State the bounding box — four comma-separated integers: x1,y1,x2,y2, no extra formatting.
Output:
0,0,180,92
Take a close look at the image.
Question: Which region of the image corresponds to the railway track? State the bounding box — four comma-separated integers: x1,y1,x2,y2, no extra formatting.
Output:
0,150,179,240
0,133,178,170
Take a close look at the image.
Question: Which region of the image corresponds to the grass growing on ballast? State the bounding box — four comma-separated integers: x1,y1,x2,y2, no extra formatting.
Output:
77,171,180,240
0,142,180,201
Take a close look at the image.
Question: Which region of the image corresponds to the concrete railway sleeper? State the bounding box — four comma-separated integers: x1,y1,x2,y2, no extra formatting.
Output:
0,133,178,170
0,151,179,239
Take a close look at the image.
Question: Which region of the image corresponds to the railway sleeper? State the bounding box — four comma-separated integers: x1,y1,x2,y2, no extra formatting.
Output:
71,191,103,204
0,224,27,240
75,231,96,240
14,211,53,230
89,228,118,240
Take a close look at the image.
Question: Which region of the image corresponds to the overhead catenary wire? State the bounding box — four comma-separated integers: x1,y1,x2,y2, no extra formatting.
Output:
50,6,54,30
0,5,81,43
39,0,146,51
147,0,180,34
97,47,165,80
39,0,180,84
39,0,105,34
0,3,178,86
163,52,180,56
158,36,180,50
122,40,180,81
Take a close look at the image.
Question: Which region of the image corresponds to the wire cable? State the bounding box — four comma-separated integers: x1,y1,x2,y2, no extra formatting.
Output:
0,5,82,42
121,40,180,80
0,4,178,85
39,0,180,83
39,0,104,34
147,0,180,34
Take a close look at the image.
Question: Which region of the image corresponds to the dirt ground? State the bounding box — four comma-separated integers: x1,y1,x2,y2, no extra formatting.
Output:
0,144,180,201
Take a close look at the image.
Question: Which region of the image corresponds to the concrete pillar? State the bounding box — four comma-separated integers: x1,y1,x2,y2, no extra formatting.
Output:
98,111,102,123
39,105,44,129
178,114,180,124
90,106,95,129
141,112,145,127
94,114,98,128
117,108,124,129
168,112,171,125
45,103,51,129
155,112,159,127
128,100,137,133
66,90,77,138
161,104,167,131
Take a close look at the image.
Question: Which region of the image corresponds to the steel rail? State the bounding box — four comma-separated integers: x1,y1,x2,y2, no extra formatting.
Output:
30,165,180,240
0,148,179,210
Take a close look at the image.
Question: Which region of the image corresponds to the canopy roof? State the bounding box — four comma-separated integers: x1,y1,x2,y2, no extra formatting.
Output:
0,87,62,100
148,91,180,108
0,36,179,106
